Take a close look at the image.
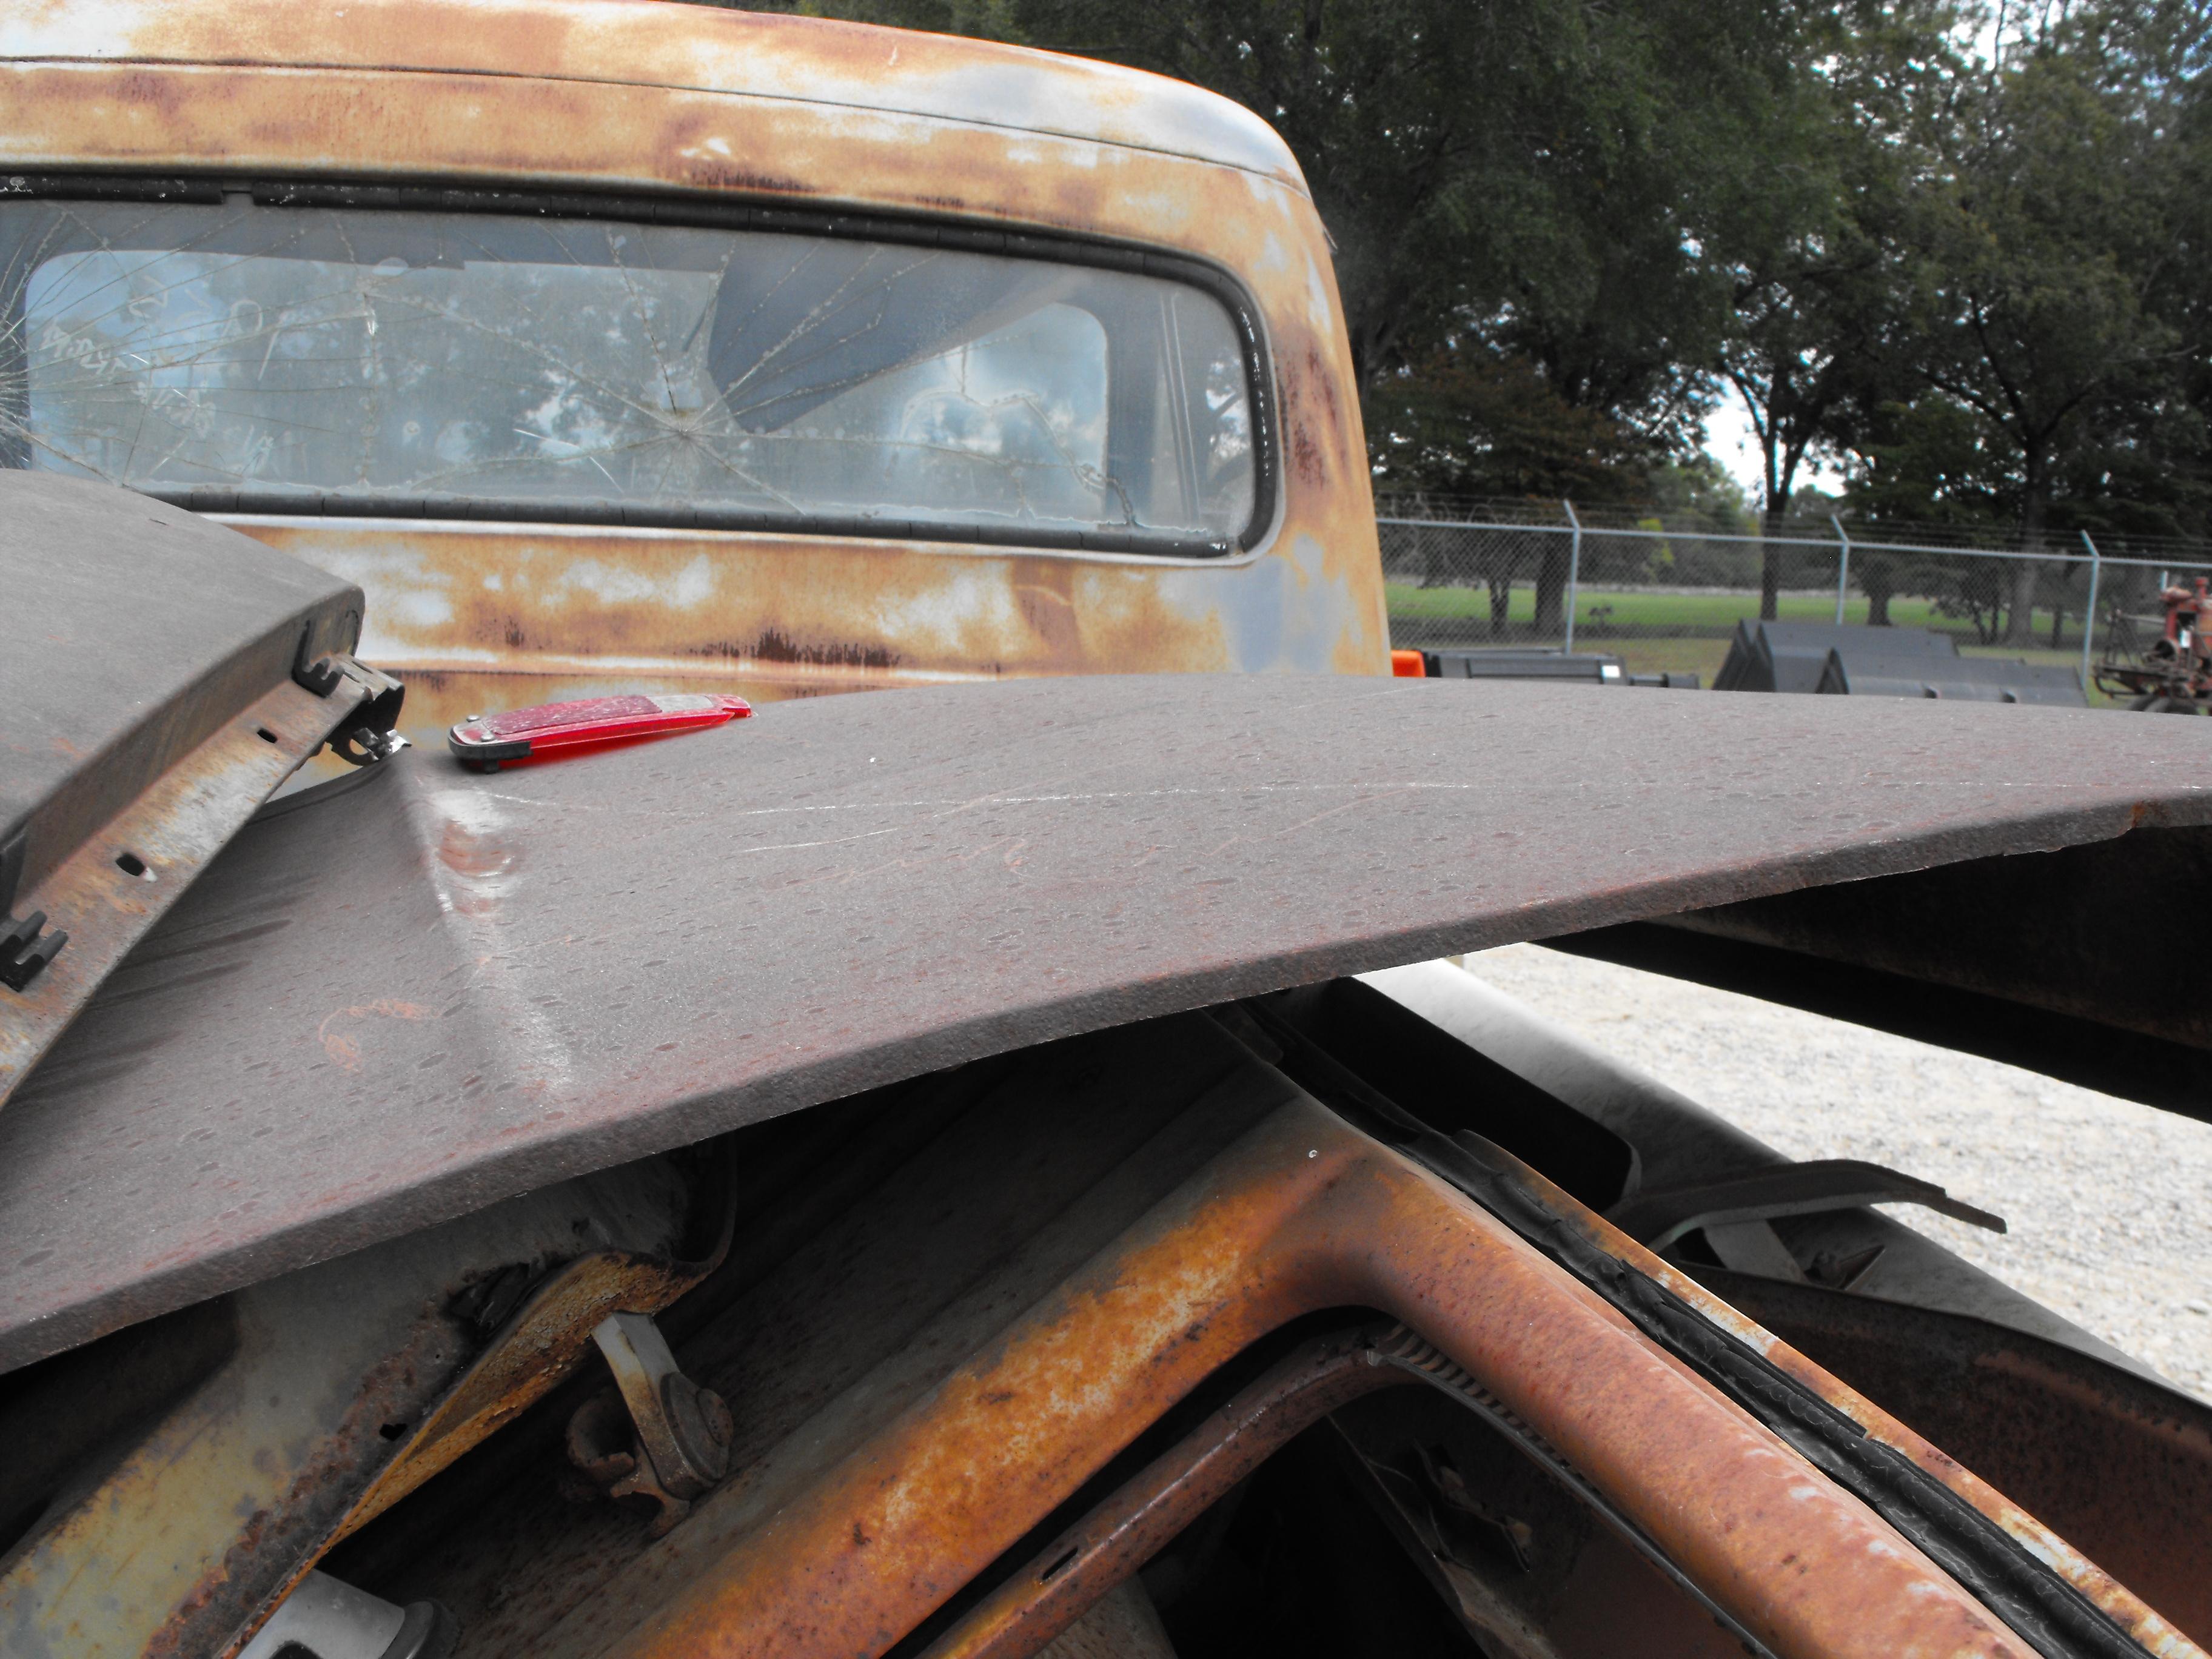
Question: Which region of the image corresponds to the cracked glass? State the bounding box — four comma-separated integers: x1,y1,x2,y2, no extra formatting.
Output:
0,195,1256,546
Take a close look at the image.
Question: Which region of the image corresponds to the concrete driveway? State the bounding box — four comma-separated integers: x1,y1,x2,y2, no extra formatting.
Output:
1463,945,2212,1404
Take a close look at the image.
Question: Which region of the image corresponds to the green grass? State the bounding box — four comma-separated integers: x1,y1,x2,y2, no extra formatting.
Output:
1386,581,2088,644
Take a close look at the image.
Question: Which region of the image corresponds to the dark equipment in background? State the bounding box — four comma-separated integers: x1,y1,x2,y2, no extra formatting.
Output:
1413,648,1700,689
1716,621,2085,706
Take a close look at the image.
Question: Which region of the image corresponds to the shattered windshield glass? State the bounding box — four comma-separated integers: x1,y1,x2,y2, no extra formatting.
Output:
0,196,1256,547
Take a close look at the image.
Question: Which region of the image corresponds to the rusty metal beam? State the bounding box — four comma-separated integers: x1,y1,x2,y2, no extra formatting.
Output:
917,1330,1412,1659
1699,1269,2212,1646
0,1151,719,1659
593,1090,2137,1659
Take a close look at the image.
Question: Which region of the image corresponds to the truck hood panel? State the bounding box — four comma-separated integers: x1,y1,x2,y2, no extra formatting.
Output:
1,672,2205,1370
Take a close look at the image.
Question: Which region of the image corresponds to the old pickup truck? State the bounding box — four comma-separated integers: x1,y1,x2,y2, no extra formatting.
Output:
0,5,2207,1659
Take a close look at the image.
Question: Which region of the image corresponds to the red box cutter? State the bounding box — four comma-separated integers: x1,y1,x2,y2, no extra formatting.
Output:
449,692,752,771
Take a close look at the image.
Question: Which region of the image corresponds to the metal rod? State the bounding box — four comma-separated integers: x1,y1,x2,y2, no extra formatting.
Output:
1832,515,1852,626
2080,531,2102,692
1562,499,1581,654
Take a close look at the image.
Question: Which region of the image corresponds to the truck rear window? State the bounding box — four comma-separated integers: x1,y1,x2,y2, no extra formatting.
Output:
0,195,1260,552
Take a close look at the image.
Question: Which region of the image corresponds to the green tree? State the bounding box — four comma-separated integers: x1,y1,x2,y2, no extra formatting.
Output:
746,0,1805,515
1900,5,2185,641
722,0,2212,600
1717,0,1957,618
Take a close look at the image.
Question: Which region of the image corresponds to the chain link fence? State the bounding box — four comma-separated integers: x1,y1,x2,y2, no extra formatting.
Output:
1378,496,2212,700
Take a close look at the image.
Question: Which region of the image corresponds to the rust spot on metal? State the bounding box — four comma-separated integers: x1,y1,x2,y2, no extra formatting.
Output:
1704,1267,2212,1647
732,631,902,675
334,1253,705,1541
146,1318,457,1659
331,1148,735,1543
920,1330,1412,1659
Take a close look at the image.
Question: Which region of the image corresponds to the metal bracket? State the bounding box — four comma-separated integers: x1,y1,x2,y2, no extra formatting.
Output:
1606,1158,2005,1256
235,1570,455,1659
567,1310,732,1537
0,830,64,993
290,645,408,768
330,725,411,768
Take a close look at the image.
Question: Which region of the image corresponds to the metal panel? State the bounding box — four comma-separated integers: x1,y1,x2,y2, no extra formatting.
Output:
0,474,392,1104
0,1155,705,1659
1543,815,2212,1110
361,1013,2159,1659
0,0,1302,183
2,675,2209,1372
0,473,364,899
1700,1269,2212,1644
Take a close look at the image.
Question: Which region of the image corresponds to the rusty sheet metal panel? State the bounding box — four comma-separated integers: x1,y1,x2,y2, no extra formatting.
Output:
0,0,1304,182
1458,1130,2202,1657
2,674,2210,1375
235,521,1369,740
0,0,1391,700
365,1011,2191,1659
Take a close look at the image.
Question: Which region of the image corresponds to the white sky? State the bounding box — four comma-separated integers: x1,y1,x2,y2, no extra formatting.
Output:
1703,395,1848,503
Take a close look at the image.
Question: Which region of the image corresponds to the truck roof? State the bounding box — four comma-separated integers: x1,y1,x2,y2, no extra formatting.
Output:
0,0,1304,186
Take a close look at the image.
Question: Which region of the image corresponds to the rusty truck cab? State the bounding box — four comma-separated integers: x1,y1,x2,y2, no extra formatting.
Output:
0,0,1388,732
5,10,2212,1659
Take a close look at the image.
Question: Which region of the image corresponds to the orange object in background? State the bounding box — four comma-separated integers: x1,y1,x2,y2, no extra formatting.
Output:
1391,648,1428,678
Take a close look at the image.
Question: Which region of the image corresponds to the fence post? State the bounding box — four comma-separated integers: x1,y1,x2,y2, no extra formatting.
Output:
1831,514,1852,626
2079,530,2102,691
1561,498,1582,654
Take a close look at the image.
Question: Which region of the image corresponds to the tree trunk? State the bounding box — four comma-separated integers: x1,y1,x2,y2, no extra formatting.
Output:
1488,576,1512,637
1535,544,1568,642
1758,503,1787,622
1421,528,1450,590
1757,441,1794,623
2005,557,2042,646
2005,468,2049,647
1863,557,1895,626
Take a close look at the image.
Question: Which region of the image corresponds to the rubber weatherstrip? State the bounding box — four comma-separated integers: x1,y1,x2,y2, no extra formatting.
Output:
1235,998,2150,1659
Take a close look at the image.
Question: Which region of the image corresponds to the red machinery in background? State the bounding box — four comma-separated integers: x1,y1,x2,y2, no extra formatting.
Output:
2099,577,2212,710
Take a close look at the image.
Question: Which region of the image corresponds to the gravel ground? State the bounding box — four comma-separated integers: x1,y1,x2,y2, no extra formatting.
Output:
1459,944,2212,1404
